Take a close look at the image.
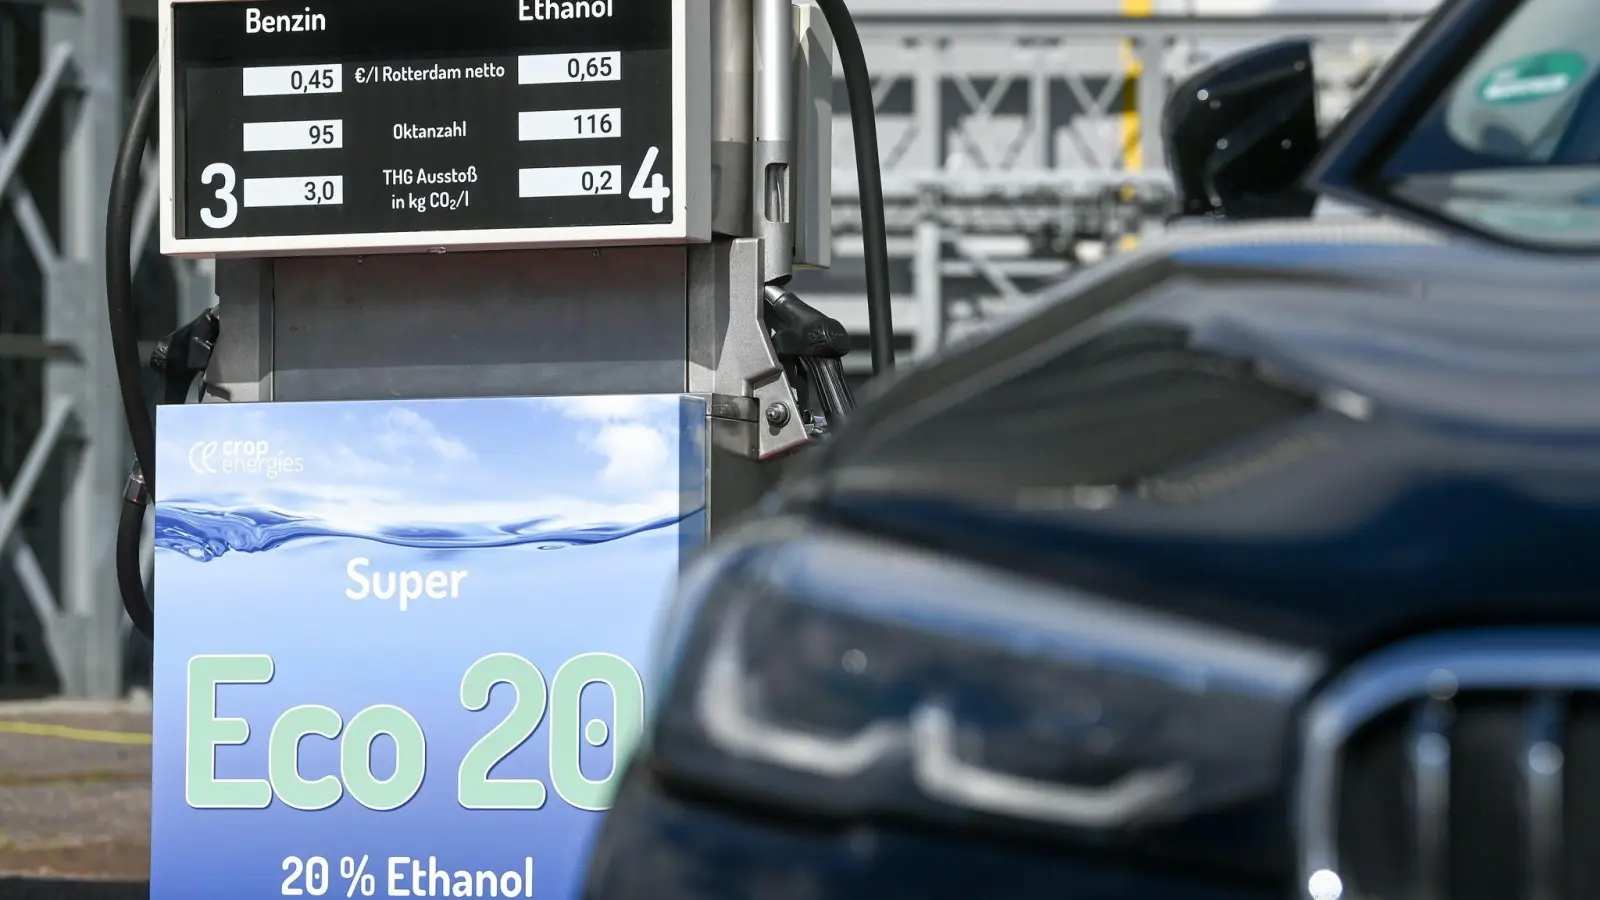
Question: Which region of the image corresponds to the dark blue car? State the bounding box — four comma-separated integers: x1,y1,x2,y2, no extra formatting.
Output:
583,0,1600,897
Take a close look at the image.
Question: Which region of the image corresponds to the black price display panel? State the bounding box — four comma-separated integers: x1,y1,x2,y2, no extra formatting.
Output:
159,0,709,257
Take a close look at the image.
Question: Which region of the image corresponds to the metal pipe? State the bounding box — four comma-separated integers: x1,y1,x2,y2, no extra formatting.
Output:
751,0,794,283
710,0,753,236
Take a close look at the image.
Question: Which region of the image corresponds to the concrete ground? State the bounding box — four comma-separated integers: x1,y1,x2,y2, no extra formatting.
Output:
0,697,152,898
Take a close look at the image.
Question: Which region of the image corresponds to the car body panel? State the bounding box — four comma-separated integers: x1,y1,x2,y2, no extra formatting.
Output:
781,221,1600,656
585,768,1282,900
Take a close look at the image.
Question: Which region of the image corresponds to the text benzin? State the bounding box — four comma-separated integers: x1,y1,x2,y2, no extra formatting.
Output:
246,7,326,33
520,0,614,20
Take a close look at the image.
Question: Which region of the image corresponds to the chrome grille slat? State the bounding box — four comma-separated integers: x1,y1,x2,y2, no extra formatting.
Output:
1523,693,1566,900
1409,698,1454,900
1297,631,1600,900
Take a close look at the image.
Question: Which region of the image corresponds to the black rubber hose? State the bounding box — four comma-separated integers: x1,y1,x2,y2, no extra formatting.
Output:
108,58,160,638
814,0,894,375
117,496,154,640
109,59,159,490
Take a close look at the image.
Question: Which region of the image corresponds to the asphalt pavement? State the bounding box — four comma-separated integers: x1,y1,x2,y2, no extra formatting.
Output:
0,698,152,898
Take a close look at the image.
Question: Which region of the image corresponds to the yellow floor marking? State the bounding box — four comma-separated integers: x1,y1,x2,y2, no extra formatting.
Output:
0,721,152,746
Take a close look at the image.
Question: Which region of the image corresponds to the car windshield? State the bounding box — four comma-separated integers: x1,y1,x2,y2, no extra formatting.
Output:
1391,168,1600,246
1376,0,1600,248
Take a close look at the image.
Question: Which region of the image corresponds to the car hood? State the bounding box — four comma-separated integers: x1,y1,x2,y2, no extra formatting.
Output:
779,220,1600,652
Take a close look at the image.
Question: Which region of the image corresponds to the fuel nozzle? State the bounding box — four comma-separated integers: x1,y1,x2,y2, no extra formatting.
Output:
150,305,220,405
763,284,855,427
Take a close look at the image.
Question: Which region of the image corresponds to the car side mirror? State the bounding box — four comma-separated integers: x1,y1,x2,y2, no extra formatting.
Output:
1162,39,1321,220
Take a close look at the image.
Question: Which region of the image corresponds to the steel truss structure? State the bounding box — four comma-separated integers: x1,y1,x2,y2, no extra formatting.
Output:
799,10,1424,367
0,0,128,699
0,4,1420,695
0,1,210,697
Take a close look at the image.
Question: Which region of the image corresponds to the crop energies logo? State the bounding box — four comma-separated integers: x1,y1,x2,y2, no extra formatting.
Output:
187,439,304,479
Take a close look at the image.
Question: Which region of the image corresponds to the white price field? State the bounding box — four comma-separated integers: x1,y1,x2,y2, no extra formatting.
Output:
519,165,622,198
518,108,621,142
242,64,342,96
518,52,621,85
243,176,344,208
243,120,342,152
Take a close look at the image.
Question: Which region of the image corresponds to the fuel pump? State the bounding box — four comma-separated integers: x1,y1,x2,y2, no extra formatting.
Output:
103,2,891,897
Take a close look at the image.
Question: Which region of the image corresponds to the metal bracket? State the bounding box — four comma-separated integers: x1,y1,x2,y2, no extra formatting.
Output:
688,237,810,460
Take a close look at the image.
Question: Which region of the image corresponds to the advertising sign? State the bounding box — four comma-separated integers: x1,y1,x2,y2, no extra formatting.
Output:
150,395,706,899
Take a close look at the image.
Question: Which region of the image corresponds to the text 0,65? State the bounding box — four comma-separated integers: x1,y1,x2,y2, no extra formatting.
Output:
517,51,621,85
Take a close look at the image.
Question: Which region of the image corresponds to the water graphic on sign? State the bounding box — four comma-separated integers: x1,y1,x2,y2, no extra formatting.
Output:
154,502,693,561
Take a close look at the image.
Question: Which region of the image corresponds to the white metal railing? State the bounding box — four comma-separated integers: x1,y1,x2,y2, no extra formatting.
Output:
802,11,1426,365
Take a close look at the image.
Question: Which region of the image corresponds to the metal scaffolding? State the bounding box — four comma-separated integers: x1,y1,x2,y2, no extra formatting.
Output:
0,0,124,699
797,10,1425,367
0,4,1422,697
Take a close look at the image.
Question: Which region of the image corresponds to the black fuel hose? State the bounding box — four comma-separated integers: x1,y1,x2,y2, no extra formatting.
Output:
814,0,895,375
108,58,159,638
118,484,154,639
110,59,159,494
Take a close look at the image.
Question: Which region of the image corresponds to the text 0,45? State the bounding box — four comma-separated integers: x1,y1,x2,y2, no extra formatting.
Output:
243,64,341,97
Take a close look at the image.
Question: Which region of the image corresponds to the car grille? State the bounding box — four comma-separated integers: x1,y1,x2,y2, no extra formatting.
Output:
1297,631,1600,900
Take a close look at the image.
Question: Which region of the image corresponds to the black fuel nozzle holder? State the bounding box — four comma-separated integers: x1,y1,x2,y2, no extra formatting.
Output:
149,306,220,406
763,285,851,360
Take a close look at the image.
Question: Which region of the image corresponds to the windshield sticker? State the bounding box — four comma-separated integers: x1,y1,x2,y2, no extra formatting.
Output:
1478,51,1587,105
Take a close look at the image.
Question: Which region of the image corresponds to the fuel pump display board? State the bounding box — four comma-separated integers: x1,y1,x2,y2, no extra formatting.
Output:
159,0,709,257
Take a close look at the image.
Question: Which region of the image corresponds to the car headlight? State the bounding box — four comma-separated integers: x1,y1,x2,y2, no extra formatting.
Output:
646,518,1324,849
